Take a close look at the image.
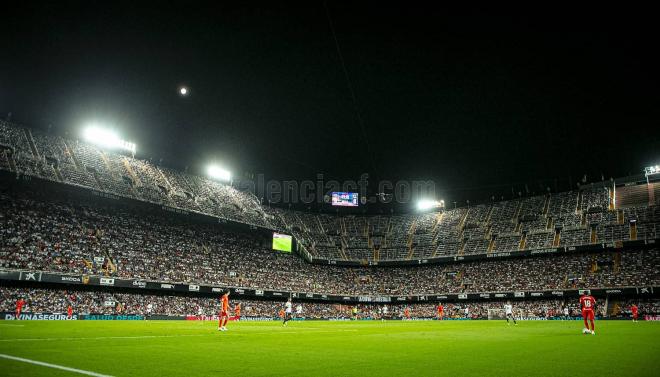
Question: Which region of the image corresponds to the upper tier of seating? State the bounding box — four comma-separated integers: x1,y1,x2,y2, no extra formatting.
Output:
1,120,658,263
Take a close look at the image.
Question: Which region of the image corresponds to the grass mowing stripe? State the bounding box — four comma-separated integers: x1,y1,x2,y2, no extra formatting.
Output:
0,354,114,377
0,334,208,342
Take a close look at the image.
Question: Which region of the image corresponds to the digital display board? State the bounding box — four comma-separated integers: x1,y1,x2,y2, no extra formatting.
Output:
272,232,293,252
331,192,359,207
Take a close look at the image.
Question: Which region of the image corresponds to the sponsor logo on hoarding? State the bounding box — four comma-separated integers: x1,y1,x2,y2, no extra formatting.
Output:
132,281,147,288
551,291,564,296
639,287,651,294
436,295,448,300
479,294,490,298
188,285,200,292
418,296,427,301
531,249,557,255
4,313,78,320
306,293,314,298
84,315,144,320
211,288,223,293
458,294,468,299
255,290,264,296
495,293,506,298
321,295,327,299
514,292,525,297
395,297,406,301
605,289,622,294
234,288,245,294
100,278,115,286
61,276,82,283
487,252,511,258
161,284,174,289
343,297,350,300
530,292,544,297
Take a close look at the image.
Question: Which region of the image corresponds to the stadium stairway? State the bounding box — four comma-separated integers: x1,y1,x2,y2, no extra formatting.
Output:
542,195,550,215
23,128,40,158
63,140,83,170
519,233,527,250
553,230,560,247
607,300,621,317
122,158,142,186
590,227,598,244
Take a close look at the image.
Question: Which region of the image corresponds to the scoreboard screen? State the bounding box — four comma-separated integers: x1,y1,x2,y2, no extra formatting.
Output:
331,192,359,207
272,232,292,253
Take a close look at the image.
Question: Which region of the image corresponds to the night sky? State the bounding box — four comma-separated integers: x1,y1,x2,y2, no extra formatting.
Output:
2,3,658,210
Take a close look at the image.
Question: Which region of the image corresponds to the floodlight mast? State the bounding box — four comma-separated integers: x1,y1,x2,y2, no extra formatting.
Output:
644,165,660,184
83,125,136,156
207,165,231,183
417,199,445,211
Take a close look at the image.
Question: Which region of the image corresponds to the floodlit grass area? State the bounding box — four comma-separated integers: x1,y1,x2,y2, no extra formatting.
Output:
0,320,658,376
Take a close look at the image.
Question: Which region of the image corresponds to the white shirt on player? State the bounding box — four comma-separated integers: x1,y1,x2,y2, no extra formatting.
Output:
563,307,569,315
504,304,513,315
147,304,153,313
383,306,388,314
296,305,303,314
285,301,292,314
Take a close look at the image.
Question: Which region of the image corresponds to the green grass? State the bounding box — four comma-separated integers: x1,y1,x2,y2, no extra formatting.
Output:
1,320,658,376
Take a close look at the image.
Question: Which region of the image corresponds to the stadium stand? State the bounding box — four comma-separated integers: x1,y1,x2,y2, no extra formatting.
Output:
3,121,658,264
1,187,658,296
2,286,658,319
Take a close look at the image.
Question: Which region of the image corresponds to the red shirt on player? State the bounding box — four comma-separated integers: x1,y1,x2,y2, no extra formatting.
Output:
16,299,25,309
631,304,638,317
580,295,596,312
220,293,229,315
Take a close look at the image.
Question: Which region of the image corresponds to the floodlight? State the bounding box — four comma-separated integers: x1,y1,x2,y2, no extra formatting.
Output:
417,199,442,211
644,165,660,177
207,165,231,182
180,87,188,96
83,125,136,154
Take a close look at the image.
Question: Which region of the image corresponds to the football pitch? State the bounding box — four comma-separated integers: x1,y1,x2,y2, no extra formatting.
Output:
1,320,658,376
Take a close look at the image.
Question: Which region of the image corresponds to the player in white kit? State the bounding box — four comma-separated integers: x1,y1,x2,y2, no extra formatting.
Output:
504,302,517,325
283,298,293,326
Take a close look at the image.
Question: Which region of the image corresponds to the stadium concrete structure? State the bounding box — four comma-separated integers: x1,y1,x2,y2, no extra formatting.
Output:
0,120,658,318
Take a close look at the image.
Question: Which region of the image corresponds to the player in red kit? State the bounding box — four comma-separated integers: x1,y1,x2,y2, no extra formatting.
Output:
579,293,596,335
218,291,230,331
404,307,410,320
631,304,639,323
15,298,25,320
437,304,444,320
67,305,73,319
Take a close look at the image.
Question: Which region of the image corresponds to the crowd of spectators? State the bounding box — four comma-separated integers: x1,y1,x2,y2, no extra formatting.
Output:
1,187,658,297
2,287,657,319
2,121,659,263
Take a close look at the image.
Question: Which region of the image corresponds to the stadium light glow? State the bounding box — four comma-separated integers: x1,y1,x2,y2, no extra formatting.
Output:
179,87,188,96
207,165,231,182
417,199,444,211
83,125,136,155
645,165,660,176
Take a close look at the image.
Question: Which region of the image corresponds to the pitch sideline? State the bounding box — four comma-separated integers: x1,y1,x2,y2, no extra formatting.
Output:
0,353,115,377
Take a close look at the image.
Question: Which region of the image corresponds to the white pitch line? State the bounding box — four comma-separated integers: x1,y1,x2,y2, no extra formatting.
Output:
0,334,208,342
0,353,114,377
0,323,25,327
